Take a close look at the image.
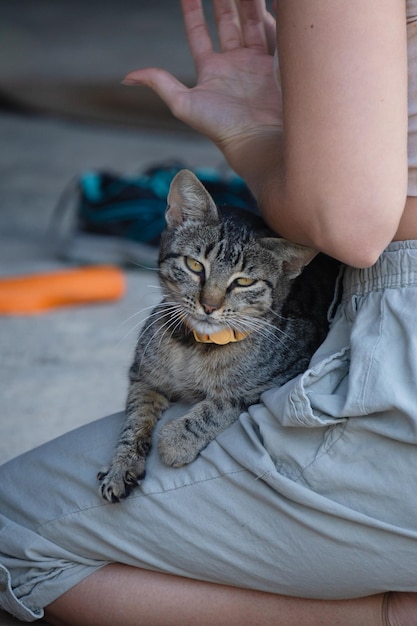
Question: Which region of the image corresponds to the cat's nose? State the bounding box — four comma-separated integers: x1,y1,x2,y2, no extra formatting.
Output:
201,301,220,315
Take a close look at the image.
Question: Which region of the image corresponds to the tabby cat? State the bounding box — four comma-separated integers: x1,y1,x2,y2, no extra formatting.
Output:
98,169,340,502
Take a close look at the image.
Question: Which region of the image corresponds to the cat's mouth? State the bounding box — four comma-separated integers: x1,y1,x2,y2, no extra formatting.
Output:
192,327,250,345
191,320,225,335
185,313,236,336
186,319,251,345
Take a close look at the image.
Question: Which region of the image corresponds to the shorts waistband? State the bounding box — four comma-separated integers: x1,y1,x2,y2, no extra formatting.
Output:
342,240,417,300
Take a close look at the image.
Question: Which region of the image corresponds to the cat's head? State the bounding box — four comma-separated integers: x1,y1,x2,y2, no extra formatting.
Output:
158,170,316,340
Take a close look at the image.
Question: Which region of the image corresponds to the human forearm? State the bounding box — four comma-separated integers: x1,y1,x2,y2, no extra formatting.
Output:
223,129,406,268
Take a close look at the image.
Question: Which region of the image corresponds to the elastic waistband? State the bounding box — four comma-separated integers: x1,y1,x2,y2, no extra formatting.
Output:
342,240,417,300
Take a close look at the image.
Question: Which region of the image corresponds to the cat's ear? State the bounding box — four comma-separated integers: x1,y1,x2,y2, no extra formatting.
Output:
261,238,318,279
166,169,219,228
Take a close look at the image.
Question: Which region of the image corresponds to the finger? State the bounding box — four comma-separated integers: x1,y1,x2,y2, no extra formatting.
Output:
213,0,244,52
181,0,214,63
237,0,271,52
263,8,277,54
122,68,190,120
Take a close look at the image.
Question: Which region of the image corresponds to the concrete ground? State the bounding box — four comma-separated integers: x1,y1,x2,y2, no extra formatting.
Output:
0,2,222,623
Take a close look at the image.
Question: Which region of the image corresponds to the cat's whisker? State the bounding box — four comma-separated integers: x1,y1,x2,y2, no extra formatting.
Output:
126,259,160,272
118,321,148,345
246,315,295,338
156,315,186,351
119,301,176,341
141,306,183,336
137,326,169,373
268,308,292,323
119,302,184,345
119,311,166,345
137,312,186,372
263,322,298,344
257,319,295,341
136,303,184,341
228,315,270,333
223,319,274,344
121,303,163,326
231,316,295,346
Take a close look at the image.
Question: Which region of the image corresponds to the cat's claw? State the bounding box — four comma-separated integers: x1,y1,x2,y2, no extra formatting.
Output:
158,420,203,467
97,463,146,503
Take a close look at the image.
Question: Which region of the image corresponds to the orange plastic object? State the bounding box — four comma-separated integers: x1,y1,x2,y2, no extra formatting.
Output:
0,266,126,315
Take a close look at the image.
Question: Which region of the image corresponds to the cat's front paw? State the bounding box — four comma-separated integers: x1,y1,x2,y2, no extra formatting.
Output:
158,418,203,467
97,459,146,503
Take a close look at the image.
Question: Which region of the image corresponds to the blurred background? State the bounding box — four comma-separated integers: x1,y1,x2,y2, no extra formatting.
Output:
0,0,215,128
0,0,227,465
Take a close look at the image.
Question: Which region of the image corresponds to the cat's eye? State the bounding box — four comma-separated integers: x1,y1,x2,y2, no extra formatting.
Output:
234,277,257,287
185,257,204,274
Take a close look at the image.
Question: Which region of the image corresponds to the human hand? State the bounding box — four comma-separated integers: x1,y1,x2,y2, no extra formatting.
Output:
123,0,282,170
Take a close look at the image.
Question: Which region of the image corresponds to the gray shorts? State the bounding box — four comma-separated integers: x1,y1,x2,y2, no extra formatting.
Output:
1,241,417,622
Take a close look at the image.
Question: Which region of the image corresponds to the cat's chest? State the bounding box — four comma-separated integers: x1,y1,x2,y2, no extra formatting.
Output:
152,340,242,399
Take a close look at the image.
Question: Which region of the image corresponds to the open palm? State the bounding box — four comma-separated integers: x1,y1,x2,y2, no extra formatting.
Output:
124,1,282,155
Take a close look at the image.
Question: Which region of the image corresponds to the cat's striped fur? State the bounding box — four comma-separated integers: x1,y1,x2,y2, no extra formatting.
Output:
98,170,340,502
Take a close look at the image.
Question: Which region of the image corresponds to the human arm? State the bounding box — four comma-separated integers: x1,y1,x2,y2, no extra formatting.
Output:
124,0,408,267
271,0,408,266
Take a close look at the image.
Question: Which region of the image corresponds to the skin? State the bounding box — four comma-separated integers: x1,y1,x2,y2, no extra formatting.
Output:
44,1,417,624
45,564,385,626
123,0,411,267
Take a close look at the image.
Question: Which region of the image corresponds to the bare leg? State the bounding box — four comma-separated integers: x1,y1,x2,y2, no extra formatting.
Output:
44,563,386,626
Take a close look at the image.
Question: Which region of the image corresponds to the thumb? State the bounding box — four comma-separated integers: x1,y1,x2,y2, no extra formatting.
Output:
122,67,189,120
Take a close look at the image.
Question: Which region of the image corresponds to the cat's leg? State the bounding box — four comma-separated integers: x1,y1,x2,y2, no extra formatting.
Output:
158,399,241,467
98,384,169,502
